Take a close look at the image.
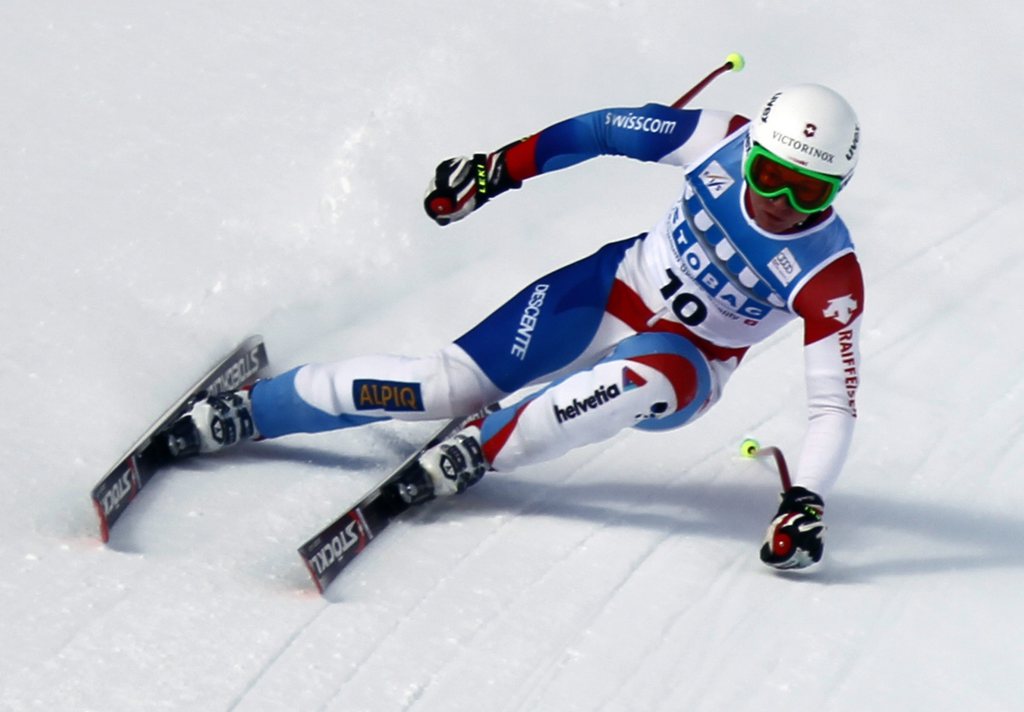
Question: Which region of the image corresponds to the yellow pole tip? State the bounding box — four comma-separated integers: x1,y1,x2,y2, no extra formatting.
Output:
740,438,760,457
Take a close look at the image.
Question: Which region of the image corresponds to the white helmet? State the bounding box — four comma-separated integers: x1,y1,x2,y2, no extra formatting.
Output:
750,84,860,181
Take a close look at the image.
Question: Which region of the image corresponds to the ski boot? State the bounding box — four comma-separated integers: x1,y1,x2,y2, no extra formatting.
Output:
416,425,489,497
165,389,259,458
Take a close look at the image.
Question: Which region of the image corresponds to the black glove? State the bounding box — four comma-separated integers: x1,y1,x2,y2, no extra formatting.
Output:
759,486,825,570
424,144,521,226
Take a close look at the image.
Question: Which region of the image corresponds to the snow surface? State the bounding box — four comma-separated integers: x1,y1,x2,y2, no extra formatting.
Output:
3,2,1024,710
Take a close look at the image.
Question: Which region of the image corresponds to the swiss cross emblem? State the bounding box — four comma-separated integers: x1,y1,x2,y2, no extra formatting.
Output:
804,123,817,137
823,295,858,324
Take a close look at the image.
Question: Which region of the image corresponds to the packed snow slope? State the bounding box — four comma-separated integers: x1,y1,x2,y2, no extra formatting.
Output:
3,2,1023,710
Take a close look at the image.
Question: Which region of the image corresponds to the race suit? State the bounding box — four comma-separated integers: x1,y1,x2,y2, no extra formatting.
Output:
250,103,864,497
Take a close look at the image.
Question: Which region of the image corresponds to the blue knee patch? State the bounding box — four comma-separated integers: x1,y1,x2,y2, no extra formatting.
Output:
604,333,712,432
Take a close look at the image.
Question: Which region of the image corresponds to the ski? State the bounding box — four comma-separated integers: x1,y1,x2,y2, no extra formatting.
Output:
298,403,499,594
91,335,270,542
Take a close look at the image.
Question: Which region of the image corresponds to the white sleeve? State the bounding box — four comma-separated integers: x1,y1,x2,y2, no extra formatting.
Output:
655,110,740,167
793,315,861,497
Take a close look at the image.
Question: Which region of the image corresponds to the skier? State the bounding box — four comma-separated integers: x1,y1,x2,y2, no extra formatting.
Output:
169,83,862,571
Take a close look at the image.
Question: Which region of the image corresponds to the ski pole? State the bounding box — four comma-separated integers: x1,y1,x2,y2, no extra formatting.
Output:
671,52,745,109
739,438,792,492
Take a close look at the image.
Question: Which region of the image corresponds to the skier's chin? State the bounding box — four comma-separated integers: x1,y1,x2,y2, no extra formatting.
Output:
748,193,806,234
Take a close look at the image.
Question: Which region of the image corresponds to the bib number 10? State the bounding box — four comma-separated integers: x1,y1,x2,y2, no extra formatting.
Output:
659,268,708,326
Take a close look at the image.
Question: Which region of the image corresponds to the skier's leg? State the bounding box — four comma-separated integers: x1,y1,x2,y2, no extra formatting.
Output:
164,343,502,456
482,331,714,468
418,331,716,494
170,235,641,457
246,236,639,439
250,345,503,437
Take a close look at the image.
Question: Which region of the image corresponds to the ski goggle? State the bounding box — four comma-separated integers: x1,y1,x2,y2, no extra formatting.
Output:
743,144,843,214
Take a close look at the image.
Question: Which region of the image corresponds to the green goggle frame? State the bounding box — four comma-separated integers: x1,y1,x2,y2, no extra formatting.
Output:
743,144,844,215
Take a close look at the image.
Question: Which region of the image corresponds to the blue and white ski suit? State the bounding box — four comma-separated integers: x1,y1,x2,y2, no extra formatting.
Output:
250,103,864,496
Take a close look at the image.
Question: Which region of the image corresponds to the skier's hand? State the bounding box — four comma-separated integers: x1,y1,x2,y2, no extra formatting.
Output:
759,486,825,570
424,146,520,226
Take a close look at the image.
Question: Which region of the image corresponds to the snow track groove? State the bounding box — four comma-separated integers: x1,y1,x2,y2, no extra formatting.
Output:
225,601,331,711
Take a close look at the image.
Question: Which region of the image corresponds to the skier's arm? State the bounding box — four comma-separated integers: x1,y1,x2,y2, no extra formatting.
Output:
790,253,865,498
760,253,863,570
503,104,743,178
424,104,745,225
